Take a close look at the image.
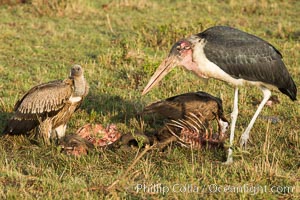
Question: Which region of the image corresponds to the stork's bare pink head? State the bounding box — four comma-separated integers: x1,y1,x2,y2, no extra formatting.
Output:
142,39,196,95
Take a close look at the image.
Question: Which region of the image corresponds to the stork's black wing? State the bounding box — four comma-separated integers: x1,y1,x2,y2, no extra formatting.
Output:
198,26,297,100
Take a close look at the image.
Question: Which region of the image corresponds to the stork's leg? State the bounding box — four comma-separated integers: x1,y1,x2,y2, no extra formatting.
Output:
240,87,271,148
225,87,239,164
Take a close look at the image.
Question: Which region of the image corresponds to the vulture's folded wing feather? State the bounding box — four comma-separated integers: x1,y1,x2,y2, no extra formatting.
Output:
15,79,73,115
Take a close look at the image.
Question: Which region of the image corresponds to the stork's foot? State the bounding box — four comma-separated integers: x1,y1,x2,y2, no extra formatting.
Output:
239,131,249,149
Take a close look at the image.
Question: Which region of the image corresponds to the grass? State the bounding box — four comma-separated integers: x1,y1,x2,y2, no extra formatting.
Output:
0,0,299,199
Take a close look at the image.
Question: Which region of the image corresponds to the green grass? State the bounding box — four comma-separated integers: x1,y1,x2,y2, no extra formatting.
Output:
0,0,299,199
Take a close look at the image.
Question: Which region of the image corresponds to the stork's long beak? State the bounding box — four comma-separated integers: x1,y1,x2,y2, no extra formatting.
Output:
142,55,179,95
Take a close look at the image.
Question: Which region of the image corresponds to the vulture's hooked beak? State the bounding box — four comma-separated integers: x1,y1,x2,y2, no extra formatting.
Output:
142,55,180,95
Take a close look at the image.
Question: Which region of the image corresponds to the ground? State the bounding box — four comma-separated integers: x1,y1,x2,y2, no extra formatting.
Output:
0,0,299,199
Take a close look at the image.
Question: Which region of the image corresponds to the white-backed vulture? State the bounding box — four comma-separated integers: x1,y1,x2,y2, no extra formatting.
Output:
3,64,89,144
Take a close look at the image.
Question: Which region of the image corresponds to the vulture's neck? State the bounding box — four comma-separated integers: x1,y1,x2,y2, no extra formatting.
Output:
73,76,87,96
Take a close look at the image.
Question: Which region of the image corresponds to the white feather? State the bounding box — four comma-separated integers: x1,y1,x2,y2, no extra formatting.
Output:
69,96,82,103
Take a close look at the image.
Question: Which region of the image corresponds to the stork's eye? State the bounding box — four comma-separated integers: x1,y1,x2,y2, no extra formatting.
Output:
177,45,190,52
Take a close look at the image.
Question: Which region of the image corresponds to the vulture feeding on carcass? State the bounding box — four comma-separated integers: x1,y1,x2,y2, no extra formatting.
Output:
142,91,229,149
2,64,89,144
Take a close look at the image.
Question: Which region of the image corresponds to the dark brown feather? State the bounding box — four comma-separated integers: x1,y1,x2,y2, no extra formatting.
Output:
143,91,225,122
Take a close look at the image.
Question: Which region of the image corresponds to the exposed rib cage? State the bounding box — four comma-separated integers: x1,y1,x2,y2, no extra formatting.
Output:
143,91,229,149
166,112,207,149
165,112,227,149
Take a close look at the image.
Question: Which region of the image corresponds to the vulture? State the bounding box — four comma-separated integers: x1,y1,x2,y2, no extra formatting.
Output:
142,91,229,147
2,64,89,144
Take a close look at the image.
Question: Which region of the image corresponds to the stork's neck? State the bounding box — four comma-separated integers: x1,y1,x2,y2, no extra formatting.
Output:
180,50,208,79
73,76,87,96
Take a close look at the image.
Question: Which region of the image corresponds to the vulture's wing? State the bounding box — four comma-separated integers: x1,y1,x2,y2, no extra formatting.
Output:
3,79,73,135
14,79,73,114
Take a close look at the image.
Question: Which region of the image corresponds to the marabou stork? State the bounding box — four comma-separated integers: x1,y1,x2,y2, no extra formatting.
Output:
142,26,297,163
3,65,89,144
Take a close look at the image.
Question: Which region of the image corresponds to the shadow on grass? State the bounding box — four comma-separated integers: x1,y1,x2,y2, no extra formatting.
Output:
82,91,144,124
0,112,11,136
